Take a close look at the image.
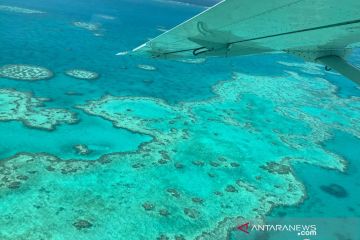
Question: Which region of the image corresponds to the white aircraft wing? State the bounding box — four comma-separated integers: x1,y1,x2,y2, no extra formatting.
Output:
130,0,360,84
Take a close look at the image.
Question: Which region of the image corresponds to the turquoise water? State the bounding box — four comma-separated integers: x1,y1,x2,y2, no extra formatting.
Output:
271,130,360,218
0,112,151,160
0,0,359,239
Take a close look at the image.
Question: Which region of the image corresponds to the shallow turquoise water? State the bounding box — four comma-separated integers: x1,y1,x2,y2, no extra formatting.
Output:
0,112,151,160
0,0,359,239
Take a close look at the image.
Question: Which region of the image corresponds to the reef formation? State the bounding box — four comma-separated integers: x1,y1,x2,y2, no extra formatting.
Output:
72,21,105,37
138,64,157,71
0,89,77,130
0,64,53,81
0,5,45,14
73,22,100,31
178,58,206,64
65,69,99,80
1,67,358,239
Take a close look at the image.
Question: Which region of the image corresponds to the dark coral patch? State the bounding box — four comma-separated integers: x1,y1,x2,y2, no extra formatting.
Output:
7,181,21,189
192,197,204,204
192,160,205,166
174,162,184,169
73,219,93,230
320,184,348,198
230,162,240,168
208,172,217,178
16,175,28,180
209,161,220,167
158,159,169,165
175,234,186,240
167,188,181,198
260,162,291,175
132,162,145,169
159,209,170,217
142,202,155,211
214,191,223,196
225,185,238,193
157,234,169,240
45,166,55,171
184,208,200,219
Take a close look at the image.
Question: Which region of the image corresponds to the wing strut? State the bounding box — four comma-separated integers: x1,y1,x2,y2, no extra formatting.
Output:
317,55,360,85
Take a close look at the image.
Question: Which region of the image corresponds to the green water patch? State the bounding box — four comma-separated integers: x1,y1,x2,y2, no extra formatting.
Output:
0,112,151,161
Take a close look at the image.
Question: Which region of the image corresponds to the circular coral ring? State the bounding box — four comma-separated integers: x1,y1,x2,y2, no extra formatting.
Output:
0,64,53,81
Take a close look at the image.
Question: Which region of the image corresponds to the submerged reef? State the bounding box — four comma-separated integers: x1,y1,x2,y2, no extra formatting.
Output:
0,64,53,81
137,64,157,71
277,61,326,75
73,22,100,31
0,5,45,14
72,21,104,37
320,184,348,198
65,69,99,80
73,219,93,230
94,14,116,20
156,26,168,32
177,58,206,64
0,89,77,130
73,144,92,155
0,69,359,239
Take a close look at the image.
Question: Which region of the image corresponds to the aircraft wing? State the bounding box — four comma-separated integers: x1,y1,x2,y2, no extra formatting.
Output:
130,0,360,84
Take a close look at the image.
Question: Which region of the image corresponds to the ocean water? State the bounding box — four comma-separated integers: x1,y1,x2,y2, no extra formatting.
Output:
0,0,359,239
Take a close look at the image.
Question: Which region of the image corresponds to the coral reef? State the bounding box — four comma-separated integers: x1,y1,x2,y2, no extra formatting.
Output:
0,64,53,81
94,14,116,20
73,70,358,239
65,69,99,80
74,144,91,155
142,202,156,211
0,69,359,240
277,61,326,75
73,22,100,31
73,219,93,230
72,21,104,37
0,5,45,14
0,89,77,130
65,91,83,96
137,64,157,71
320,184,348,198
178,58,206,64
260,162,292,175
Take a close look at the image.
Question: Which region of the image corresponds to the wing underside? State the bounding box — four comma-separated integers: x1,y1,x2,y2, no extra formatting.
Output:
132,0,360,59
130,0,360,84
